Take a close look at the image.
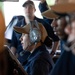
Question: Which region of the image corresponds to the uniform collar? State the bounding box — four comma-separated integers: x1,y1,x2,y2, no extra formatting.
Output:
27,44,46,62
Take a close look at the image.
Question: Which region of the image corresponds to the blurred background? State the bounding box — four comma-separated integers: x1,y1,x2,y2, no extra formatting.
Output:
0,0,55,26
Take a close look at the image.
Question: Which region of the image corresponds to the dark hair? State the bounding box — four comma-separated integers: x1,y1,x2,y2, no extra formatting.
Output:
22,0,35,7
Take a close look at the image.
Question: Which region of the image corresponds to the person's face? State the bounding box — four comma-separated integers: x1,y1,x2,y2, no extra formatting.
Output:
20,33,30,50
56,18,67,37
24,4,36,17
51,19,58,32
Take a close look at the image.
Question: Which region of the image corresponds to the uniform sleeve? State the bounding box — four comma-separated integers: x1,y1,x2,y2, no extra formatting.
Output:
39,1,48,13
39,1,53,25
10,16,24,48
10,31,18,48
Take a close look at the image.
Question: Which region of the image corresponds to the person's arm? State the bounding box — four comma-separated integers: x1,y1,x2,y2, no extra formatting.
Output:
10,31,18,55
50,41,59,56
10,46,16,55
39,0,53,26
39,0,48,13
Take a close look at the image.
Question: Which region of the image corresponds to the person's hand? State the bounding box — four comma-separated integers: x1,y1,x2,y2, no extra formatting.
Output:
13,69,19,75
50,51,55,57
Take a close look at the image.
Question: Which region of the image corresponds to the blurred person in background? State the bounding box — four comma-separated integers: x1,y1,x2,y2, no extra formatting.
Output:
49,0,75,75
50,15,75,75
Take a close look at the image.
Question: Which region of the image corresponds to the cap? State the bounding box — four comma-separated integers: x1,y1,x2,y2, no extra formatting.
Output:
14,22,48,42
22,0,35,7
